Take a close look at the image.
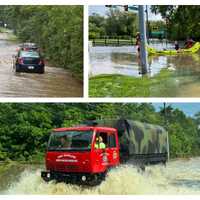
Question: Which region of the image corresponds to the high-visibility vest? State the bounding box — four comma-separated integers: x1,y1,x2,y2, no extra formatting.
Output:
95,142,106,149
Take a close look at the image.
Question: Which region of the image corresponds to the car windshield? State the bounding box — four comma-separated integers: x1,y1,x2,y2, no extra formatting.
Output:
48,130,93,151
20,51,40,58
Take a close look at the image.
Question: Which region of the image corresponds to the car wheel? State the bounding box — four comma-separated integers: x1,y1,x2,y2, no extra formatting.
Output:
39,68,45,74
15,65,21,73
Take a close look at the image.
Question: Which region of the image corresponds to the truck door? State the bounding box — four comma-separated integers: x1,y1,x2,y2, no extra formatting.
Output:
92,131,108,173
92,130,119,172
106,131,119,167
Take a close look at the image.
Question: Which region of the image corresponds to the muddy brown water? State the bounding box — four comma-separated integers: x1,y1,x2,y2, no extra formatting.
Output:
0,157,200,194
0,32,83,97
89,42,200,97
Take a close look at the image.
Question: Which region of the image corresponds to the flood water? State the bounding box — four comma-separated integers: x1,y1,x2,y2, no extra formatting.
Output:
0,32,83,97
1,157,200,194
89,41,200,97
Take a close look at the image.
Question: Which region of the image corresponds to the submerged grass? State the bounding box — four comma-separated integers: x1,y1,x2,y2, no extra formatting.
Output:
7,34,18,42
0,27,8,33
89,69,173,97
0,28,18,42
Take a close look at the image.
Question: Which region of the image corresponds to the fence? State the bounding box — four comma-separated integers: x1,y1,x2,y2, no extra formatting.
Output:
92,36,136,46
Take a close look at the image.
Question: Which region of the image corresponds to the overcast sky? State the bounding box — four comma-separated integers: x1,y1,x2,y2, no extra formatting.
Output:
89,5,162,21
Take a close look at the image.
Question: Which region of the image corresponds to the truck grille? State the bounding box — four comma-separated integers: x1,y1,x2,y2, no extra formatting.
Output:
56,165,79,171
66,165,79,170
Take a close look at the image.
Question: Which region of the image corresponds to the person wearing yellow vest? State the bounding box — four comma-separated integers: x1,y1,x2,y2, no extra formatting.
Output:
95,136,106,149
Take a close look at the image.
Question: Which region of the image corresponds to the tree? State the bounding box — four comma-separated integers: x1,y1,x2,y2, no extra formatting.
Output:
89,9,138,39
151,5,200,40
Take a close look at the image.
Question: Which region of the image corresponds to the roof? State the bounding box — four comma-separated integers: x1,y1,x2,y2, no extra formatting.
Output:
53,126,117,132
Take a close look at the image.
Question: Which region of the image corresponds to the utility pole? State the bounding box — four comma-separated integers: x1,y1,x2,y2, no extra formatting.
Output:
145,5,149,44
138,5,148,74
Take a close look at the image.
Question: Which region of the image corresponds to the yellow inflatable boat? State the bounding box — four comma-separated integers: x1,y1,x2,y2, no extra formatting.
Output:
147,42,200,55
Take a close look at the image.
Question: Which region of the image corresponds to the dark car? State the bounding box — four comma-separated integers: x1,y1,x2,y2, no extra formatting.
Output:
14,50,45,73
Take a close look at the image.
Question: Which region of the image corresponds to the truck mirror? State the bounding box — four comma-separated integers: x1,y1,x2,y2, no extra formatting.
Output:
45,142,48,150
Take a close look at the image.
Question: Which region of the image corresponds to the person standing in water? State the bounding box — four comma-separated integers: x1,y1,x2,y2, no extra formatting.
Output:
135,32,141,53
135,32,142,72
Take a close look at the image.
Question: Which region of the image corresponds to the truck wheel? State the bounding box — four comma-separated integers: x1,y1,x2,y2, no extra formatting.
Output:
137,165,145,173
42,176,52,182
162,161,166,166
88,173,106,186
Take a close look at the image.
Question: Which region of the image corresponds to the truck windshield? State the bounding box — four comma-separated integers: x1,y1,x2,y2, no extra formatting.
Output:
48,130,93,151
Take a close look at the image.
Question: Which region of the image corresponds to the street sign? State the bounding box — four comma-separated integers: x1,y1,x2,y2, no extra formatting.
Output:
105,5,138,11
128,6,138,11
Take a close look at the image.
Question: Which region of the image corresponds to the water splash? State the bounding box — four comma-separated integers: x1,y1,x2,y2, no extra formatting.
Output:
5,158,200,194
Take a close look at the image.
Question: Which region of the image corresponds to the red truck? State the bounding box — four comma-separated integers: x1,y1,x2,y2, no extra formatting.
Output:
41,119,169,185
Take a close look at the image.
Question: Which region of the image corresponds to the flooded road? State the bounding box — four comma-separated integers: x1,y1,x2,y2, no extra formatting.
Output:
0,32,83,97
1,157,200,194
89,42,200,97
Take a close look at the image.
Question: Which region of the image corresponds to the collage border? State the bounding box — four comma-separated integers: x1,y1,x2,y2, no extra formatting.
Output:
0,1,200,198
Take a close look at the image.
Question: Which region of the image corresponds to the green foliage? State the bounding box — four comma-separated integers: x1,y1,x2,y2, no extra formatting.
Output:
151,5,200,40
0,6,83,79
89,9,138,39
0,103,199,161
159,106,200,157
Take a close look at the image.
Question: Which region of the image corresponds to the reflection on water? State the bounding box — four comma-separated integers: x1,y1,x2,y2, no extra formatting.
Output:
1,157,200,194
90,46,141,77
89,43,200,97
0,32,83,97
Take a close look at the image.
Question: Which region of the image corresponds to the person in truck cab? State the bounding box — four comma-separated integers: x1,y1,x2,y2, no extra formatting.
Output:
95,136,106,149
60,136,71,148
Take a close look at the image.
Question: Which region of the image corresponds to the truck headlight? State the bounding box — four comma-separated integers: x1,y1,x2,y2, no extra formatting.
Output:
47,173,51,178
81,176,86,181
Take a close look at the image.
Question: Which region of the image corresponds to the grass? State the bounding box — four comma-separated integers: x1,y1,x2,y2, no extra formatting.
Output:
89,69,173,97
7,34,18,42
0,27,18,42
0,27,9,33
